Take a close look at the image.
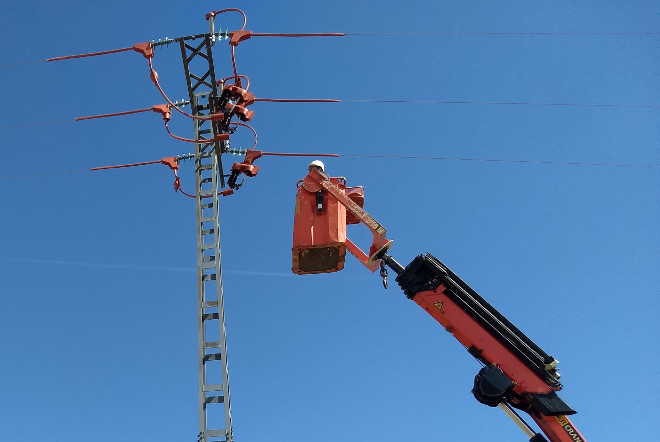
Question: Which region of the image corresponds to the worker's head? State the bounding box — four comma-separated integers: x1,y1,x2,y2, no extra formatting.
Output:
308,160,325,173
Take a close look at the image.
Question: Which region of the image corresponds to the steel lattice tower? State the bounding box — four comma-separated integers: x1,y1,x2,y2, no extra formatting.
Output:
179,35,233,442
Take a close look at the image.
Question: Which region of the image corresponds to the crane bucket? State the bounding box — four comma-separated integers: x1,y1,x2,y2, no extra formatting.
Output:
292,175,348,274
292,169,391,275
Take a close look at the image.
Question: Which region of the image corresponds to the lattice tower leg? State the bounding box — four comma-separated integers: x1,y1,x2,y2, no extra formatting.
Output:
193,92,233,442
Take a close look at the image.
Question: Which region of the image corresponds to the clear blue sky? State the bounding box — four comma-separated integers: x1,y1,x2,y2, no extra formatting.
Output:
1,1,658,441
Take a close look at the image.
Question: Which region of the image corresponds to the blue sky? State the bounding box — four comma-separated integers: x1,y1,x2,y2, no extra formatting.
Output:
1,1,658,441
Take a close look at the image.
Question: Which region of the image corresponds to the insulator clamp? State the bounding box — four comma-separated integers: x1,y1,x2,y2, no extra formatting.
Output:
151,37,175,47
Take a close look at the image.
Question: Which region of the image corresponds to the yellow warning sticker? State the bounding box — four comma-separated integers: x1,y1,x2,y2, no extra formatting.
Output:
433,301,444,312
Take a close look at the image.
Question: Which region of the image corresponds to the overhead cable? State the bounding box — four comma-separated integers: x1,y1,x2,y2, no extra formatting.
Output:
339,99,660,109
1,153,657,183
345,32,660,36
337,154,660,169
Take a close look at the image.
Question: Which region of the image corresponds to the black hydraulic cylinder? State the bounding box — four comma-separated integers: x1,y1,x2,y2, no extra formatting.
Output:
381,253,404,275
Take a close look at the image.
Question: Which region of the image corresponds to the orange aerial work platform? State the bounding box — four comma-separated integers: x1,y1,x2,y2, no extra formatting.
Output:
289,165,587,442
292,167,392,275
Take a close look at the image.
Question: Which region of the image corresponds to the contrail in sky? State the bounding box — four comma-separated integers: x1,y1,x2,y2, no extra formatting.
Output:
0,257,296,277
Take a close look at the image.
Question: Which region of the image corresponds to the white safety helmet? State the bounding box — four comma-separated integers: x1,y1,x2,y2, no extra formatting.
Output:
308,160,325,172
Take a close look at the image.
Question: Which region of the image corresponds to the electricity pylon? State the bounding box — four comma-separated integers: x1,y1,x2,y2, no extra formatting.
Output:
179,35,233,442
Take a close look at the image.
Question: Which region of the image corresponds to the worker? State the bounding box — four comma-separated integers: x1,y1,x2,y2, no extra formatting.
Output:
308,159,325,173
308,160,327,213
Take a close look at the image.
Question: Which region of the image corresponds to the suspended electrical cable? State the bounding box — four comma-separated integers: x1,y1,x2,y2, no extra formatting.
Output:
344,32,660,36
0,119,73,130
255,98,340,103
0,59,47,69
249,32,345,38
0,151,656,183
3,27,656,70
1,97,656,132
90,159,162,171
75,107,156,121
47,46,135,62
339,99,660,109
0,169,89,181
337,154,660,169
262,152,339,158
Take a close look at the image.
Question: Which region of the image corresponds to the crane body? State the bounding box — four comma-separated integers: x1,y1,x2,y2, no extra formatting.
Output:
292,167,587,442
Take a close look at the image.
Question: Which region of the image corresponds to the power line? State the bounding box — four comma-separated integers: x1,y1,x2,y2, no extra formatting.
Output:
0,59,46,69
338,154,660,169
2,29,657,69
0,119,73,130
2,96,656,133
0,169,88,181
2,154,656,182
345,32,660,36
339,99,660,109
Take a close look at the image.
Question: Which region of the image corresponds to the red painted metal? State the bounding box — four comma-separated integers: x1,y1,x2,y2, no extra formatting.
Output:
205,8,247,30
221,84,256,121
132,42,154,59
160,156,179,170
90,156,179,172
165,122,229,144
531,414,587,442
224,84,255,104
229,30,253,46
228,103,254,122
76,103,171,122
76,107,152,121
292,169,390,274
414,287,553,393
292,174,348,274
411,282,589,441
151,104,171,121
290,173,587,440
230,150,262,176
345,187,364,225
47,42,153,62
